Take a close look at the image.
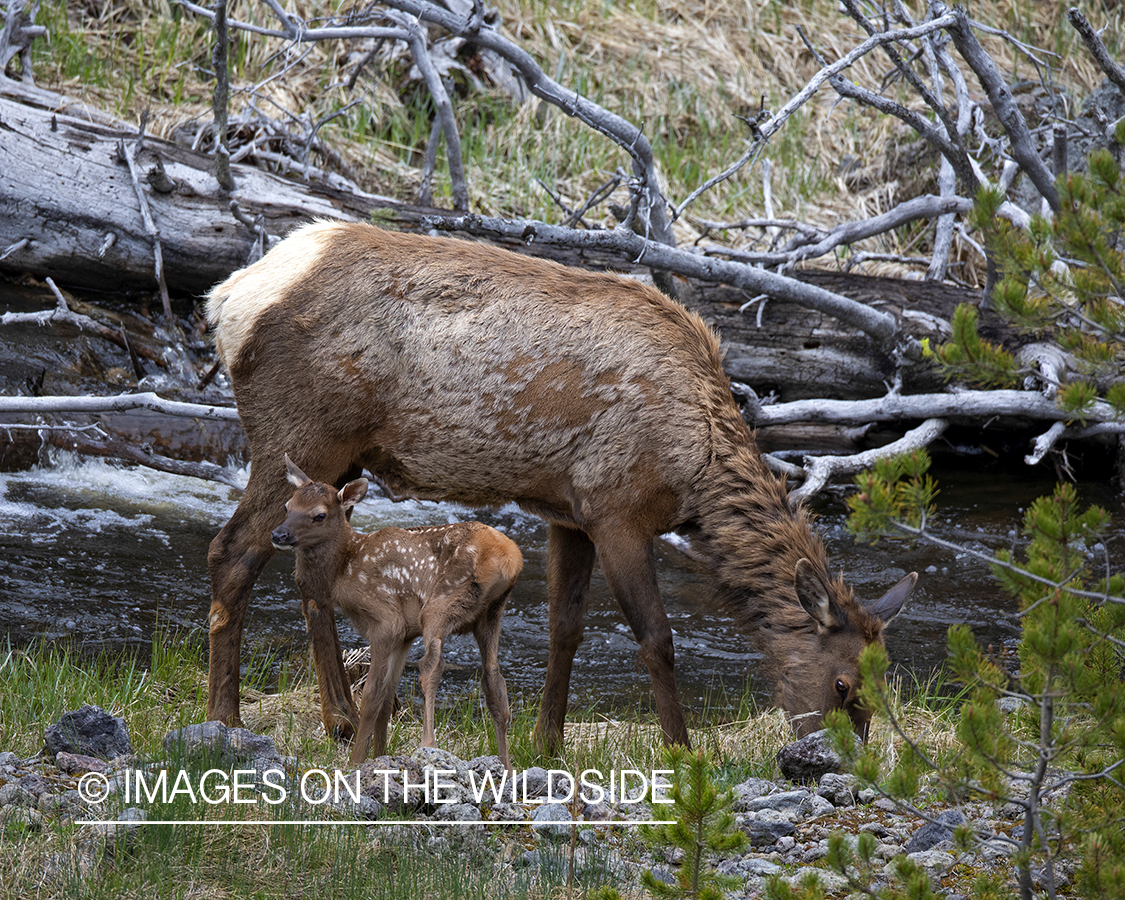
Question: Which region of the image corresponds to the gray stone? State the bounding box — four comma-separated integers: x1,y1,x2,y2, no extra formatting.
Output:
904,849,956,872
731,777,780,810
531,801,573,839
226,727,280,760
740,789,812,815
740,809,797,847
163,721,228,756
904,809,966,854
777,730,843,783
0,782,35,808
487,802,526,822
433,802,481,822
518,766,550,798
807,794,835,818
0,751,20,769
818,772,860,807
55,751,108,775
0,805,45,830
44,705,132,760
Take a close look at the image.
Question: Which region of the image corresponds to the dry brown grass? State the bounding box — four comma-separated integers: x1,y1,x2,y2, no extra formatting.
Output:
23,0,1122,281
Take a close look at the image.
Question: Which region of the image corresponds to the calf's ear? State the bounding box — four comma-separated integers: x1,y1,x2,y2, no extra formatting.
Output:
284,454,313,488
339,478,369,511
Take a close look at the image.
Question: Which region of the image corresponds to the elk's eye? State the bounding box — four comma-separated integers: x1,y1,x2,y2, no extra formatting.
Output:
313,513,326,522
835,679,849,698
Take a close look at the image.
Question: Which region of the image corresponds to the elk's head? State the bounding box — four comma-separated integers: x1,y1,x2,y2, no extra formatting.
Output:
780,559,916,740
270,455,369,552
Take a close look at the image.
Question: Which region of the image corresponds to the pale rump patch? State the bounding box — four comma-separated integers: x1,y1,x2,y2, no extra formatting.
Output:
205,221,342,367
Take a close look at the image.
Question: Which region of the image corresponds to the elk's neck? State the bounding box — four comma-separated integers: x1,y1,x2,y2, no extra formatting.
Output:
691,425,828,650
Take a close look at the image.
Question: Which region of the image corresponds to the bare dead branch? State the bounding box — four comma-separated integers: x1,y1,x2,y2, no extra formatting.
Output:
44,428,245,489
941,3,1059,211
754,389,1119,427
673,10,959,220
0,392,241,421
788,418,949,503
117,133,174,320
1067,8,1125,97
211,0,234,191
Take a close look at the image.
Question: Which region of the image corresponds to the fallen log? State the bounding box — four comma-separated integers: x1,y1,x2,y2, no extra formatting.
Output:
0,76,1024,407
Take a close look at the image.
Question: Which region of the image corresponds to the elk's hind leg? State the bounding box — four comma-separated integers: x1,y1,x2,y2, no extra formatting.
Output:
535,524,596,756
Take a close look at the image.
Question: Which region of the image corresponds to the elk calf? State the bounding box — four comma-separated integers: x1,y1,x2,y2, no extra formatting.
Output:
271,455,521,768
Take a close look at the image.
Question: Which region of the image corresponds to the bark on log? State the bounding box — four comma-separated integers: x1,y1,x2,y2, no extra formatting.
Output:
0,77,1012,403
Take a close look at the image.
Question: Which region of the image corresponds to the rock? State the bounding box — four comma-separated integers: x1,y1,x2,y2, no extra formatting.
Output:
904,849,956,872
818,772,859,807
163,721,228,756
740,809,796,847
55,751,108,775
0,783,36,808
226,727,281,760
433,802,481,822
904,809,966,854
531,801,573,839
740,789,812,816
776,730,843,783
163,722,280,763
731,777,780,810
518,766,550,798
0,751,20,769
44,705,132,760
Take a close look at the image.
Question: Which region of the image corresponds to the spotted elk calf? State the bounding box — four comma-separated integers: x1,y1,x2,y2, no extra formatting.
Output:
271,455,521,768
205,221,915,753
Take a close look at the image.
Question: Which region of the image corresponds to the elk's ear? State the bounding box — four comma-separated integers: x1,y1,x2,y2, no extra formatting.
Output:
866,571,917,624
284,454,312,488
339,478,369,511
795,558,837,630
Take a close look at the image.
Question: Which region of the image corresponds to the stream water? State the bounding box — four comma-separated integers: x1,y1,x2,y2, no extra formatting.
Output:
2,449,1119,721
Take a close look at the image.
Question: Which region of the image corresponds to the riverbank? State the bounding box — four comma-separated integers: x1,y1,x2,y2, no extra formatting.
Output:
0,635,1051,900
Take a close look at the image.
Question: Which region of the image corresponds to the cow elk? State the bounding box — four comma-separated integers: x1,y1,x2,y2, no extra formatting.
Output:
205,221,916,753
271,455,520,768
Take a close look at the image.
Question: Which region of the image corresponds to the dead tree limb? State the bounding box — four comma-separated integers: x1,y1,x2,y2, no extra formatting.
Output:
0,0,44,83
1067,8,1125,98
788,418,949,504
0,278,169,369
754,390,1119,427
941,3,1059,211
674,10,960,220
117,132,174,320
0,392,241,421
43,429,246,489
211,0,234,192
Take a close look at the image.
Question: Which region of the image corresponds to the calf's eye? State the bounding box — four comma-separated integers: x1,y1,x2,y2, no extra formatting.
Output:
314,513,326,522
835,678,849,698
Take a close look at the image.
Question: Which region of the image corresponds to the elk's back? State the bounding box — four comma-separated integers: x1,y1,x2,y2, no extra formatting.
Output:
207,222,738,530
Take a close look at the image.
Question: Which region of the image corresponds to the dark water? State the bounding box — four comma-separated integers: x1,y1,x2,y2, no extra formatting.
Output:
2,450,1119,720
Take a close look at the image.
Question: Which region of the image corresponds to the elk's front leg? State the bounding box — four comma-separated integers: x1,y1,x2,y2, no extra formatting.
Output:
207,474,283,727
